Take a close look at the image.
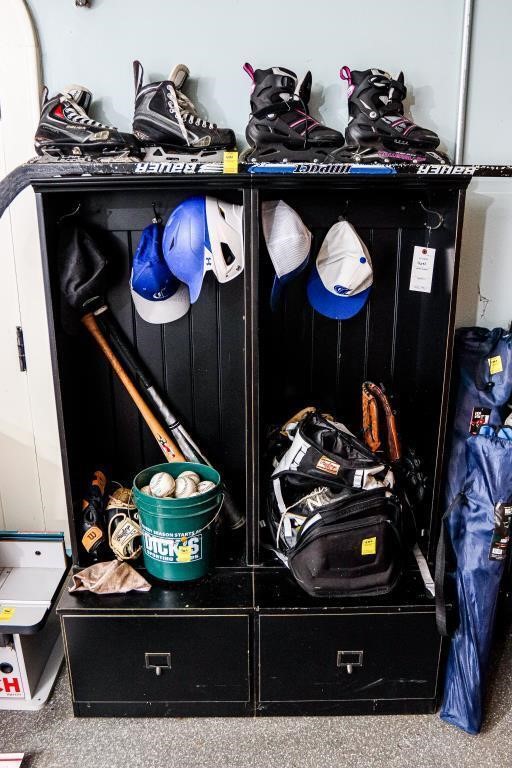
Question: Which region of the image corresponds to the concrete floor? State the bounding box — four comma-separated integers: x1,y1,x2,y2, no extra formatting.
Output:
2,621,512,768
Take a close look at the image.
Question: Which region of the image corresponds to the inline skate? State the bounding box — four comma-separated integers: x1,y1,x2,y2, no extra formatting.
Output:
334,67,450,164
241,63,345,163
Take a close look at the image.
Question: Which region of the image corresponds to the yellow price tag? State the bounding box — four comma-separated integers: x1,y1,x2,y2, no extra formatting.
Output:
0,606,15,621
223,151,239,174
177,545,192,563
361,537,377,556
488,356,503,375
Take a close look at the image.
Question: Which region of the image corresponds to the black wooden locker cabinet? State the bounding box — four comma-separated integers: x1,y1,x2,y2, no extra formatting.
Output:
34,170,470,717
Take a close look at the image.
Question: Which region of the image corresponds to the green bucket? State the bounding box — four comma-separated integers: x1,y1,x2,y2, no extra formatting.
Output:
132,462,222,583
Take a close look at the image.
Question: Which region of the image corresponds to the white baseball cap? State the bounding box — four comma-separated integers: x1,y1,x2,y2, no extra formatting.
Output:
307,221,373,319
262,200,312,311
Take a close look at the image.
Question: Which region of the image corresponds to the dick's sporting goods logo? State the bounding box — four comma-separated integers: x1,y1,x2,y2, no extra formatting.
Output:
141,525,202,563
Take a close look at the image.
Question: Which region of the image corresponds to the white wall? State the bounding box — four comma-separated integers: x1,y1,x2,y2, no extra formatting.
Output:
456,0,512,329
25,0,511,331
26,0,463,153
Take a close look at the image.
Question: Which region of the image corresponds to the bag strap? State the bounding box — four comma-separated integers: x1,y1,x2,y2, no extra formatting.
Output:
413,543,435,597
435,493,463,636
399,491,435,597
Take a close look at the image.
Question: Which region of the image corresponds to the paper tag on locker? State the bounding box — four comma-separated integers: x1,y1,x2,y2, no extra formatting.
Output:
409,246,436,293
0,645,24,699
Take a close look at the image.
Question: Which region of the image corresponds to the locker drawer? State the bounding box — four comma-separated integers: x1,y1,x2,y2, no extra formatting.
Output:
63,614,250,703
259,612,441,702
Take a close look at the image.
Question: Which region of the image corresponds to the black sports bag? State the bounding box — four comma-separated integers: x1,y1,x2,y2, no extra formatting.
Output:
267,411,406,597
287,487,404,597
267,410,435,598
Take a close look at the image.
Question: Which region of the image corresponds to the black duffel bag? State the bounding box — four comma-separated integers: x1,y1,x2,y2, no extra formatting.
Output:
288,487,404,597
267,411,406,597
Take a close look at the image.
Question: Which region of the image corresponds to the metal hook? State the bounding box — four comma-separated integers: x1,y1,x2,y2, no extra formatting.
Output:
58,201,81,224
152,201,162,224
419,201,443,231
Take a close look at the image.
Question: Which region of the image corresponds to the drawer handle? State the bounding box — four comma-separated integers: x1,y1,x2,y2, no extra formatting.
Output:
336,650,363,674
145,652,171,677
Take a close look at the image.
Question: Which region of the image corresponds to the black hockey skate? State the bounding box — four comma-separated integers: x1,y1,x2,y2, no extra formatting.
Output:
336,67,450,164
35,85,138,160
132,61,236,163
241,63,344,163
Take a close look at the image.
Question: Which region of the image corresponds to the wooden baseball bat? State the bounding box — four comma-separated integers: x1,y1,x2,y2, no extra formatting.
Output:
81,313,185,462
94,308,245,530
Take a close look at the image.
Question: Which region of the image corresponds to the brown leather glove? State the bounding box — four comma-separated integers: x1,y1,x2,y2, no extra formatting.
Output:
362,381,401,463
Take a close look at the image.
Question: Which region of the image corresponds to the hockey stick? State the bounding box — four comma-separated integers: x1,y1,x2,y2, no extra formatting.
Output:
93,306,245,530
0,159,141,219
0,156,225,220
81,312,185,462
2,157,507,221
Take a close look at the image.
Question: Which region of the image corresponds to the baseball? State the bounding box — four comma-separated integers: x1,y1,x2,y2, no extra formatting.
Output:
178,470,201,485
174,475,198,498
197,480,216,495
149,472,176,498
140,485,152,496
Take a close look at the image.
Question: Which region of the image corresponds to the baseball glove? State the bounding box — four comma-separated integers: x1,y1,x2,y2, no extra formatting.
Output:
106,487,142,561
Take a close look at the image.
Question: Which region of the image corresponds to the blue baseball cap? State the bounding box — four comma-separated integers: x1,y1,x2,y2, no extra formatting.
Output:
130,222,190,324
307,221,373,320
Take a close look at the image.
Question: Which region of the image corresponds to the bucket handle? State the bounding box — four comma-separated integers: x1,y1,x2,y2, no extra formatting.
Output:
193,493,225,534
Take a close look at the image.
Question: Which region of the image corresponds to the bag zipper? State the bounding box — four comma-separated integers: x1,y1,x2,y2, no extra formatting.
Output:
294,513,400,555
299,492,398,534
312,489,391,521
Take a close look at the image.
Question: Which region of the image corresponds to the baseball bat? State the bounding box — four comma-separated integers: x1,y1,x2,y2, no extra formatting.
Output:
95,307,206,462
81,313,185,462
93,307,245,530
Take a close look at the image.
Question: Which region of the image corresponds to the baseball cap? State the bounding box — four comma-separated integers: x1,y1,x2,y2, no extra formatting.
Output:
307,221,373,320
261,200,312,311
130,222,190,324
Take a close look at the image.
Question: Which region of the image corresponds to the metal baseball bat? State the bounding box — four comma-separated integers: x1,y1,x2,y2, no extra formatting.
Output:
94,306,245,530
81,313,185,463
95,307,205,462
